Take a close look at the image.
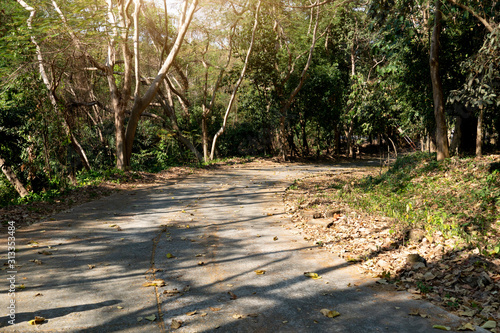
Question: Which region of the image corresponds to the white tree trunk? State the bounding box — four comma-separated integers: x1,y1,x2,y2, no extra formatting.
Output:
0,156,29,197
209,0,262,160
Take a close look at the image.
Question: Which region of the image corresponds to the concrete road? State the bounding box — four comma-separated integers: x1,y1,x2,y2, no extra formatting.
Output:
0,161,484,332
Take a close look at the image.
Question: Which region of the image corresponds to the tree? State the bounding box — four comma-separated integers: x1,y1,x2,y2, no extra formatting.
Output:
209,0,261,160
0,155,29,197
429,0,450,161
15,0,199,170
446,0,499,156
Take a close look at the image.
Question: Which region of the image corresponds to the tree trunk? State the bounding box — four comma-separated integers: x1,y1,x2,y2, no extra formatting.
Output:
210,0,261,161
0,156,29,197
429,0,450,161
476,107,484,156
202,109,209,163
157,90,203,162
346,122,354,158
449,116,462,154
334,125,341,156
124,0,198,168
17,0,92,171
300,115,309,156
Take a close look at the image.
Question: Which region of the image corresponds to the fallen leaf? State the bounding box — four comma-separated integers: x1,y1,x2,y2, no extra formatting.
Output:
34,293,43,297
408,309,421,316
228,291,238,300
320,309,340,318
481,321,496,329
166,253,175,259
267,213,274,216
29,259,43,265
186,310,197,316
88,264,95,269
255,270,266,275
38,250,52,255
117,306,123,309
198,261,205,266
458,309,476,317
143,279,166,287
163,289,181,296
210,307,222,311
201,312,208,317
247,313,259,317
171,319,183,329
28,316,46,325
137,317,143,322
17,284,26,290
109,224,117,227
457,323,476,331
273,236,278,241
432,325,451,331
304,272,322,279
233,314,244,319
195,254,203,257
145,314,156,321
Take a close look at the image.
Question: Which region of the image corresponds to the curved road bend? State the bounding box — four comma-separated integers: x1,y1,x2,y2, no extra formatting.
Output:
1,161,484,332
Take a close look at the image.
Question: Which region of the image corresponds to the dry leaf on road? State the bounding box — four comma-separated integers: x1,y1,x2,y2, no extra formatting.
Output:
28,316,45,325
143,279,166,287
145,314,156,321
432,325,451,331
320,309,340,318
171,319,183,329
304,272,322,279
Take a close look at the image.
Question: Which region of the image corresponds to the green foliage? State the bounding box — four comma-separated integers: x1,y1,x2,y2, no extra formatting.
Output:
449,27,500,111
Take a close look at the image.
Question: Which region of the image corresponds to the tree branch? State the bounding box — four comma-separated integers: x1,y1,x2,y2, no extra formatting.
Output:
445,0,494,32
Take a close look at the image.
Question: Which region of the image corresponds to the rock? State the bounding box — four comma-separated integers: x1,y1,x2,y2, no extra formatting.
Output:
377,259,391,270
478,271,492,286
407,253,427,267
325,209,343,218
306,218,333,229
423,271,436,281
412,262,426,270
299,210,320,219
406,229,426,243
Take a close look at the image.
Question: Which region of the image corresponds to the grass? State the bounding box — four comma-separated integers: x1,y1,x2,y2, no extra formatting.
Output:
0,168,137,208
331,152,500,254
